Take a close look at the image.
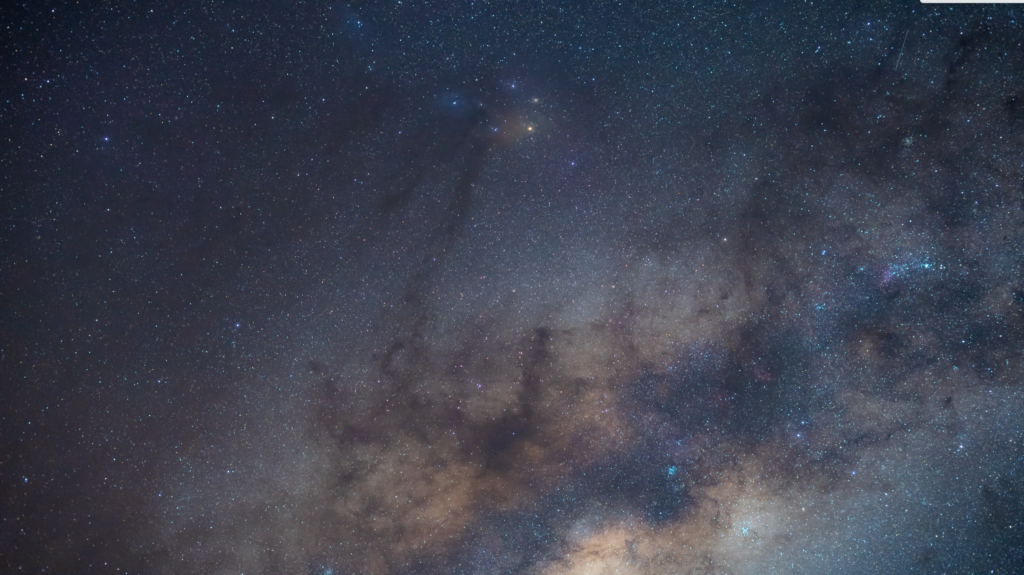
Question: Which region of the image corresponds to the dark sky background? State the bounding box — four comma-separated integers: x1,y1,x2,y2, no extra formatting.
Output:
3,1,1024,574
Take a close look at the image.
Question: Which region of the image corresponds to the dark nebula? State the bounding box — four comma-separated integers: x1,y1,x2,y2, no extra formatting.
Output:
3,2,1024,574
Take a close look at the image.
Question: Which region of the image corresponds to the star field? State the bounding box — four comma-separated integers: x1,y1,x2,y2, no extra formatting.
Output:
2,1,1024,574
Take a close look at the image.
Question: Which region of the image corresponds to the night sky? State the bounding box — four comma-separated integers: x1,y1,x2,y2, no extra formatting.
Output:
3,1,1024,574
